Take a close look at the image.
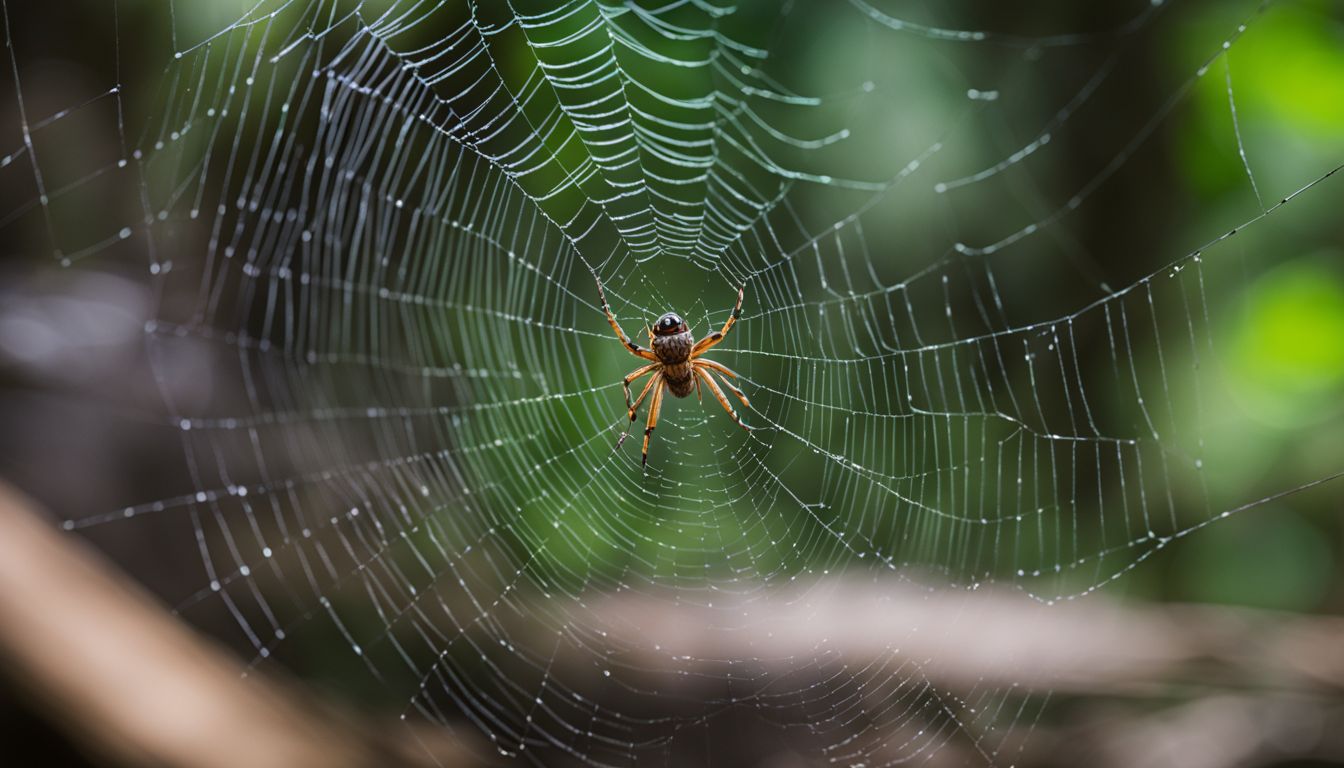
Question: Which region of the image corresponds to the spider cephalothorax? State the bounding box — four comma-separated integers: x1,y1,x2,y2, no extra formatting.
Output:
652,312,688,336
596,278,751,468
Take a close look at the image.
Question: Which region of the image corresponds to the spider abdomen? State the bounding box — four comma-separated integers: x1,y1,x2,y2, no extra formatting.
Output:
663,362,695,397
652,330,696,397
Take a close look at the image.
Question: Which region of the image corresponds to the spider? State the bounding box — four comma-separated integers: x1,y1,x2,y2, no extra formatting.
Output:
596,277,752,468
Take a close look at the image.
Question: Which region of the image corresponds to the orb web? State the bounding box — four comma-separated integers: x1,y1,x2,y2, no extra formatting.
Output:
5,0,1343,764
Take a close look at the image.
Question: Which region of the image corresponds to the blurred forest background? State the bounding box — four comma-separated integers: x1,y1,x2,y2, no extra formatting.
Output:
0,0,1342,766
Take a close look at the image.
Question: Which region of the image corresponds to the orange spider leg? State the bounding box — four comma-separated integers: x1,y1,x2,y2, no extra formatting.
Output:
641,377,667,469
690,285,744,358
614,372,661,456
694,358,741,380
623,363,658,415
596,275,657,362
718,377,750,410
695,367,751,431
627,370,660,421
695,361,750,409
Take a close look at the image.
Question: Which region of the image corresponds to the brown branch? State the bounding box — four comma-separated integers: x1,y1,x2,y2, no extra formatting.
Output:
0,482,483,768
574,578,1344,697
565,580,1344,767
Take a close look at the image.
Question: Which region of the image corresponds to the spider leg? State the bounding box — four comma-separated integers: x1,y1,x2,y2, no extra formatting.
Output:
641,376,667,470
690,284,744,358
614,372,661,456
595,274,657,361
719,377,750,409
695,366,752,431
695,361,750,408
694,358,741,381
622,363,658,415
627,370,660,421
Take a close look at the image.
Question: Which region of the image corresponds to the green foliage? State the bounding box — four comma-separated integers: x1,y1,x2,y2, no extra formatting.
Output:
1225,256,1344,427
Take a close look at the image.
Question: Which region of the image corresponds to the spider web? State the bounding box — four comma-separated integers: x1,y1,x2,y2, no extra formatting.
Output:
5,0,1343,764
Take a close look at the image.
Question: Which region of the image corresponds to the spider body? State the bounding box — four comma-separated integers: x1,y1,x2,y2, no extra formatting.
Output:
596,279,751,468
650,313,695,397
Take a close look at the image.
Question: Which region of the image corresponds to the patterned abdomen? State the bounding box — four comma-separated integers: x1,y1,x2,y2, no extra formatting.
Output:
652,331,695,398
